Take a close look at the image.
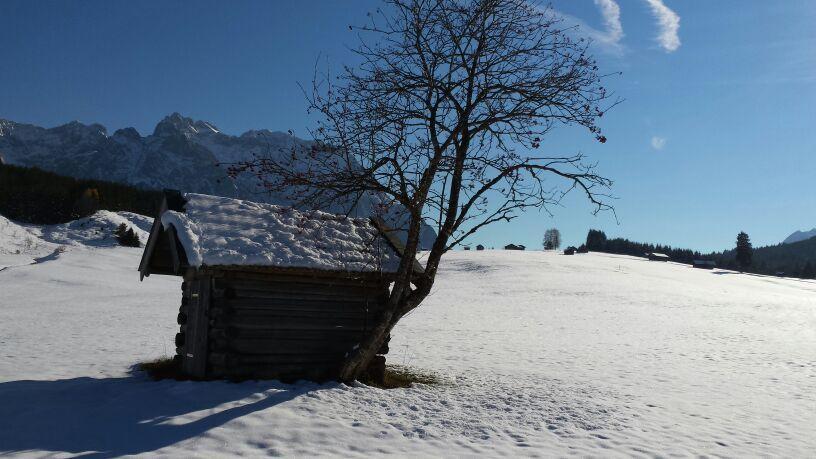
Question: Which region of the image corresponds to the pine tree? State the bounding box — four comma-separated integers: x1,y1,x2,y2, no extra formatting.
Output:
114,223,127,239
115,223,141,247
802,261,815,279
736,231,753,271
586,229,607,251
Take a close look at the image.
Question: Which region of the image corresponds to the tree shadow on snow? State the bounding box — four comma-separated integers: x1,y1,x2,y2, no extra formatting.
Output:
0,374,327,457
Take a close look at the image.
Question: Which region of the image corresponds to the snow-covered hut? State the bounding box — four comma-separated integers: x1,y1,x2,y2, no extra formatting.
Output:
647,252,670,262
138,190,421,381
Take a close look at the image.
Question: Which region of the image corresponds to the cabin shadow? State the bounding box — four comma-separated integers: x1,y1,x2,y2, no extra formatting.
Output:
0,373,326,457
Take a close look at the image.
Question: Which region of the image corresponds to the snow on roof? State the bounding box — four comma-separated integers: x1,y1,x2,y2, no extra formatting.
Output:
159,193,401,273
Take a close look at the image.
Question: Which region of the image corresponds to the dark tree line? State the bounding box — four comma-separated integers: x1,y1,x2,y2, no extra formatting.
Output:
0,164,163,224
710,237,816,278
585,228,816,279
584,229,704,264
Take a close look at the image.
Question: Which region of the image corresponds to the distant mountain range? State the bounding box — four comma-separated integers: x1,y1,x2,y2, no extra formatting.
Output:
783,228,816,245
0,113,436,248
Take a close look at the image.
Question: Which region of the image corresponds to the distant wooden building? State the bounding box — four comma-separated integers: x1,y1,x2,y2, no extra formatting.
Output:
139,191,421,381
647,252,670,262
504,244,526,251
476,244,485,251
692,259,716,269
563,246,576,255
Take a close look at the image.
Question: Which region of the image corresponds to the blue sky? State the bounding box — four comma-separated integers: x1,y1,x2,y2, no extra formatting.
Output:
1,1,814,251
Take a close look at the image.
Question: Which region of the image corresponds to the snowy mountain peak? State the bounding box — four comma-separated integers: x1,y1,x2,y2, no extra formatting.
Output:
783,228,816,244
0,114,437,248
153,113,220,138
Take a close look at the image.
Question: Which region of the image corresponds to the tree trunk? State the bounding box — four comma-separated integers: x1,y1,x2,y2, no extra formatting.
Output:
337,305,401,381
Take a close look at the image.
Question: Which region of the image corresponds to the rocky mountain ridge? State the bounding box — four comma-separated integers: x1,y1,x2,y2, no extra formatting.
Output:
0,113,436,248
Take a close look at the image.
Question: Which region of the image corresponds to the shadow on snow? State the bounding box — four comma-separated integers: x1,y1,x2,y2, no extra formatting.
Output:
0,373,329,457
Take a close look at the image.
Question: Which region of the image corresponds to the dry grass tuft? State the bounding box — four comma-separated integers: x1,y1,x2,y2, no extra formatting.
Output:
360,365,440,389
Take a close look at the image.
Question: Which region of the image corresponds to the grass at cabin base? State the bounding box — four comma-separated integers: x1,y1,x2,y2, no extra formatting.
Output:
360,365,440,389
136,356,193,381
136,357,440,388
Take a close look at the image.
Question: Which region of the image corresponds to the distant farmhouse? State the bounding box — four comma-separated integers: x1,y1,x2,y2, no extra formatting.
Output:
504,244,526,250
139,191,421,381
692,259,716,269
563,246,576,255
647,252,670,261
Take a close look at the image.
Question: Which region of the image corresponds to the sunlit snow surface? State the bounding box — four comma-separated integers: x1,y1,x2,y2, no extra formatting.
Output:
1,235,815,456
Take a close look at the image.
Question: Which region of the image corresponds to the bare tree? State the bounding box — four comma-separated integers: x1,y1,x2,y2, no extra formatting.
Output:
543,228,561,250
230,0,617,381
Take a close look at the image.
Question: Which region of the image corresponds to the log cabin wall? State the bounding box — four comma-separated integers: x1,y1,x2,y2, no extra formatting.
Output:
175,268,391,381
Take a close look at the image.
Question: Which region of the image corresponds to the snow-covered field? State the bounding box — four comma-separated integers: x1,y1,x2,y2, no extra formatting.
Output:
2,215,815,457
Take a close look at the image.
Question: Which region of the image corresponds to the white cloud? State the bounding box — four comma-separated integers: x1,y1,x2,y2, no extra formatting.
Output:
593,0,624,45
651,136,666,150
643,0,681,52
545,1,625,56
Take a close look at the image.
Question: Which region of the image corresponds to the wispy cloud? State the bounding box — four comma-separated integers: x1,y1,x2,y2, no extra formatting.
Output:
643,0,681,52
553,0,625,56
593,0,624,45
651,136,666,150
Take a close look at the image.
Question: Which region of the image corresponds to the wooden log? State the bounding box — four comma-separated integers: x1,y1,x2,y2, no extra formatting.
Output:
208,352,346,366
219,287,382,303
214,278,387,296
212,296,375,312
209,306,370,321
211,337,360,355
210,327,366,341
210,314,369,331
210,363,340,381
215,266,394,283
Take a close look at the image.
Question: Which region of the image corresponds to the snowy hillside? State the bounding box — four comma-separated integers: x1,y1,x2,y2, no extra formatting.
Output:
783,227,816,244
0,114,436,248
1,229,815,456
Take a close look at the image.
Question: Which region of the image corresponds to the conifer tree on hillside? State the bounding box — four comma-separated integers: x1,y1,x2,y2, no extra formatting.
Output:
114,223,141,247
736,231,753,271
801,261,815,279
586,229,607,251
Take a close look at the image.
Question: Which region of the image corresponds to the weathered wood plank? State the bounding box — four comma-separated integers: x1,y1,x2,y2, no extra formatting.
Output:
212,296,376,312
211,315,369,331
214,266,396,282
182,275,210,377
208,352,346,366
210,327,366,341
210,306,370,321
220,288,383,303
214,277,386,294
212,337,359,355
209,363,340,381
